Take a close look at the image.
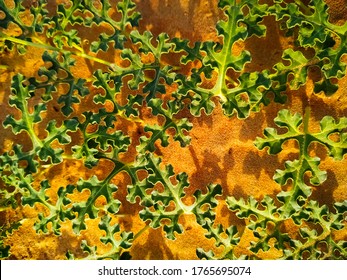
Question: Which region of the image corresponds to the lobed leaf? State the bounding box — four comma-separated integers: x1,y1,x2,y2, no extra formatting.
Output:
137,99,192,153
270,0,347,94
197,220,243,260
128,154,222,240
71,176,121,233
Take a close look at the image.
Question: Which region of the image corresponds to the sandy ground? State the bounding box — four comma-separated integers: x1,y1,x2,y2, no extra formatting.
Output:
0,0,346,259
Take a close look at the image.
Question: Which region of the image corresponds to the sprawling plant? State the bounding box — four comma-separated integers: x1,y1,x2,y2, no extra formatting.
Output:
0,0,346,259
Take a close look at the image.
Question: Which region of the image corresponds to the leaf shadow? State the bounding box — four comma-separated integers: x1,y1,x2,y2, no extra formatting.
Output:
188,145,234,197
310,169,339,209
136,0,220,41
130,228,176,259
115,171,146,232
243,15,286,74
0,58,35,153
242,150,282,180
309,91,347,121
52,229,87,259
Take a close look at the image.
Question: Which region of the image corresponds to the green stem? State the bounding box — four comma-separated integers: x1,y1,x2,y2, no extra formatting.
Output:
133,225,150,241
0,32,116,68
21,100,43,150
293,225,330,259
294,0,313,16
303,106,311,135
213,0,237,102
282,107,311,217
147,155,190,213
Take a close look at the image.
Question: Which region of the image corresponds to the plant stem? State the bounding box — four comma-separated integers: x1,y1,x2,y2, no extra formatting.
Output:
294,0,312,16
133,225,150,241
213,0,237,102
0,32,115,68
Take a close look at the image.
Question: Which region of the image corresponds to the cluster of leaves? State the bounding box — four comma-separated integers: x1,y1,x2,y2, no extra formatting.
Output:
0,0,346,259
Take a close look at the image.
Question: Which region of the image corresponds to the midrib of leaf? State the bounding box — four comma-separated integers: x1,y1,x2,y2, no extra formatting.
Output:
312,133,347,154
213,0,237,102
13,83,43,149
86,0,118,29
280,107,311,217
82,247,121,260
148,156,190,213
230,197,281,224
119,0,131,31
132,225,150,241
0,1,26,32
275,0,347,40
60,1,81,30
296,5,347,37
17,171,54,212
73,160,127,232
248,59,319,112
292,222,331,259
143,122,167,148
151,66,162,88
23,112,42,149
328,238,347,259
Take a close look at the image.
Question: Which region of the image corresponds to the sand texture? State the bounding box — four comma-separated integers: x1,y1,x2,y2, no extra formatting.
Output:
0,0,346,259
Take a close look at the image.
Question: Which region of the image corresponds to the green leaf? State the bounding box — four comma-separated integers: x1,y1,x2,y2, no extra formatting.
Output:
72,109,130,167
93,69,142,117
281,200,347,259
227,195,294,255
91,30,126,52
270,0,347,94
98,215,133,259
89,0,141,51
33,184,75,235
174,72,216,117
129,154,221,240
137,99,192,153
0,0,26,30
255,109,302,154
116,0,141,29
68,215,134,260
39,119,79,163
28,51,89,116
72,176,121,233
227,196,279,224
255,109,347,217
4,74,46,137
130,31,173,58
172,38,204,64
314,116,347,160
0,144,39,174
58,78,89,116
192,184,222,226
197,221,242,260
173,0,269,118
273,49,309,90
